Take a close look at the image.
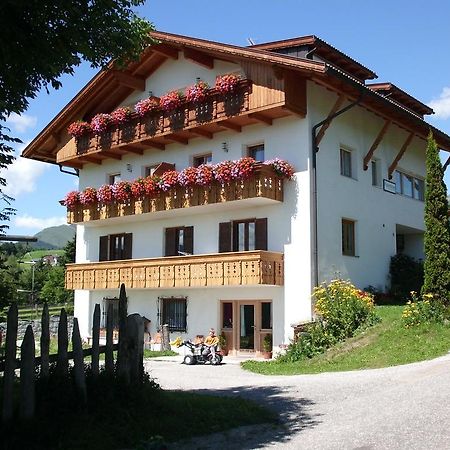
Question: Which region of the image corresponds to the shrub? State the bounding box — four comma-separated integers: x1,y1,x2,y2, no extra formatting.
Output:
389,254,424,300
402,291,447,327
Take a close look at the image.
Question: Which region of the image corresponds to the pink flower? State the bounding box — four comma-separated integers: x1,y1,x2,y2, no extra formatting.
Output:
64,191,80,210
178,167,198,187
91,113,112,135
231,157,256,180
143,176,159,197
112,181,132,202
67,121,91,139
96,184,114,204
160,91,184,112
135,97,160,116
131,178,146,198
213,160,234,184
215,74,240,94
265,158,295,179
158,170,179,191
110,107,132,125
195,164,214,186
79,187,97,206
185,80,209,104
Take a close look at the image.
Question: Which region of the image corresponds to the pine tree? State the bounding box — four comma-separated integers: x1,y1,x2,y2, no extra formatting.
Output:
421,133,450,303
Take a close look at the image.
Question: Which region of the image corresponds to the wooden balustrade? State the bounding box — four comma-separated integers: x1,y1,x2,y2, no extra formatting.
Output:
66,164,284,224
65,250,284,290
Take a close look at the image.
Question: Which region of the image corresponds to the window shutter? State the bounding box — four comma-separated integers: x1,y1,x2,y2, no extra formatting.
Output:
123,233,133,259
218,222,232,253
255,218,268,250
165,228,177,256
184,226,194,255
99,235,109,261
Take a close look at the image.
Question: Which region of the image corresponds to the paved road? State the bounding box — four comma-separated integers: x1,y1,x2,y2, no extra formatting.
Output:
145,353,450,449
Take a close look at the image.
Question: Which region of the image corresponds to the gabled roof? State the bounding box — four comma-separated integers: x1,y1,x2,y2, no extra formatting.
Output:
250,35,377,82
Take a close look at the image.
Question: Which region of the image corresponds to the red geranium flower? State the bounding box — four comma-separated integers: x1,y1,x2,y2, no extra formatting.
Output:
64,191,80,210
135,97,160,116
67,121,91,139
185,81,209,104
91,113,112,135
160,91,184,112
96,184,114,204
111,107,132,126
79,187,97,206
215,74,240,95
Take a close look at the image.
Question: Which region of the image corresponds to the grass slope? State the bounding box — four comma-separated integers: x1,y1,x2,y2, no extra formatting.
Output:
242,306,450,375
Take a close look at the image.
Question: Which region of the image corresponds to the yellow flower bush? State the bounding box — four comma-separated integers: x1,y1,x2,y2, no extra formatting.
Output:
402,291,446,327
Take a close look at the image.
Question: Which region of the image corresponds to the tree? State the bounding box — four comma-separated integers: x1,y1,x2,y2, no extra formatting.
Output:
0,1,154,230
421,133,450,303
40,266,74,305
61,235,76,266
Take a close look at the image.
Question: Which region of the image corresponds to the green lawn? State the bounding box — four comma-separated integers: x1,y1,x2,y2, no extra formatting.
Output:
22,249,65,261
242,305,450,375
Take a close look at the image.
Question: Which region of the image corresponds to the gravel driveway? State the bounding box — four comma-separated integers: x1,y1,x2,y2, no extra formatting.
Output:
145,353,450,449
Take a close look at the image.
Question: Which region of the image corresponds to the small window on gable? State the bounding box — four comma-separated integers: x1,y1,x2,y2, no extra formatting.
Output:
340,148,352,178
193,153,212,167
247,143,264,162
371,160,381,187
342,219,356,257
144,165,159,177
109,173,121,185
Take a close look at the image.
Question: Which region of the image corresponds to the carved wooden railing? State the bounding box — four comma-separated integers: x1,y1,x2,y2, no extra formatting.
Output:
57,81,252,163
65,251,284,290
66,164,284,224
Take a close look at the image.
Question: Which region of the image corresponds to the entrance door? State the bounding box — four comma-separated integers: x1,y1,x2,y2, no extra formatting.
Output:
239,304,255,351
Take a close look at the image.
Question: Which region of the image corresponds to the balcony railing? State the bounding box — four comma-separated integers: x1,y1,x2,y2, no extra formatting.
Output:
66,164,284,224
65,251,284,290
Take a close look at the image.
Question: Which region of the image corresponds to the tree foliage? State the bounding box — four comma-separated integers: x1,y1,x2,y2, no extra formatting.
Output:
421,133,450,303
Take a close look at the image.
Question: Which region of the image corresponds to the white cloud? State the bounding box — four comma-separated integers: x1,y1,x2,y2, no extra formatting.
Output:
429,87,450,119
14,214,66,231
5,113,37,133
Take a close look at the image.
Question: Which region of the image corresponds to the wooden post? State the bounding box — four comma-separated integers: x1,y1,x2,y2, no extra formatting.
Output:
91,304,100,377
40,303,50,379
20,325,35,420
161,324,171,351
72,318,87,405
56,308,69,377
126,314,144,383
117,284,129,381
105,302,114,375
2,304,18,422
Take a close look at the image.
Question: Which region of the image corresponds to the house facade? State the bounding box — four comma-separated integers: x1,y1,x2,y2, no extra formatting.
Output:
23,32,450,355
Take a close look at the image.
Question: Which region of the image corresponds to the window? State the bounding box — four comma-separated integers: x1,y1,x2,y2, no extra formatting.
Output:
193,153,212,167
161,297,187,332
340,148,352,178
218,218,267,252
261,302,272,329
165,226,193,256
102,297,119,328
109,173,121,184
371,160,381,186
247,143,264,162
222,302,233,328
342,219,356,256
99,233,132,261
144,165,159,177
394,170,424,201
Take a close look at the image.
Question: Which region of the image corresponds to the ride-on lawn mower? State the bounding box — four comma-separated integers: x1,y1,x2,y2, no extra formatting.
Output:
177,339,223,365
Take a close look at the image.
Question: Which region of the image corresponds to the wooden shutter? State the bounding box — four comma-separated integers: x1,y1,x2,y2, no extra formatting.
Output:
184,226,194,255
219,222,232,253
123,233,133,259
165,227,177,256
99,235,109,261
255,218,268,251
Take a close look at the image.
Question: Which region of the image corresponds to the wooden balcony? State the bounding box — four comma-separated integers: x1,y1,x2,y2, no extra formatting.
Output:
66,164,284,224
65,251,284,290
56,77,304,166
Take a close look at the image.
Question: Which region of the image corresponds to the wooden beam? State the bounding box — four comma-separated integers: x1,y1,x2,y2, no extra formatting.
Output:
249,112,273,126
166,135,189,145
112,71,145,91
443,156,450,172
188,129,213,139
363,120,391,170
121,144,144,154
388,132,415,179
219,120,242,133
152,44,179,60
101,151,122,161
79,156,102,165
315,94,346,145
272,65,284,80
183,48,214,69
140,139,165,151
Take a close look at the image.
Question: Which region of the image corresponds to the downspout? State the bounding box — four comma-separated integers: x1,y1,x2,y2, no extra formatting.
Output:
310,93,364,290
59,165,79,177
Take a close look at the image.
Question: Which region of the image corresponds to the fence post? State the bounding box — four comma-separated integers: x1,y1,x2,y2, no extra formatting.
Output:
161,324,171,351
40,303,50,379
2,304,18,422
56,308,69,377
126,314,144,384
91,304,100,377
72,318,87,405
105,302,114,375
20,325,35,420
117,284,129,381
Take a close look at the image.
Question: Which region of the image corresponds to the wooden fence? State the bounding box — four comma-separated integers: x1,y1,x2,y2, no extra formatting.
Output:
0,284,144,422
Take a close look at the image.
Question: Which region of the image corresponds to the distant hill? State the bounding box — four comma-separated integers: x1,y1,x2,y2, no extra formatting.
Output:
32,225,75,249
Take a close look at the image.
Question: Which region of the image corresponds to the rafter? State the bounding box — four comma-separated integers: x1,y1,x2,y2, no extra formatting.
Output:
443,156,450,172
101,151,122,160
219,120,242,133
112,70,145,91
183,48,214,69
188,129,213,139
388,132,415,179
140,139,165,151
363,120,391,170
166,135,189,145
79,156,102,165
152,44,179,60
249,112,273,126
315,94,346,145
120,144,144,154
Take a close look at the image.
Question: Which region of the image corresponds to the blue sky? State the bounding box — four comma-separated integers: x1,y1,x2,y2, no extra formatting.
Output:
3,0,450,235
